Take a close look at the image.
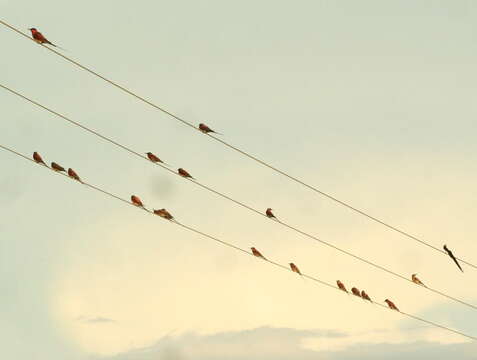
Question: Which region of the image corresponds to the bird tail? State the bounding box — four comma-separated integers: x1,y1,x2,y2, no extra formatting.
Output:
49,42,67,51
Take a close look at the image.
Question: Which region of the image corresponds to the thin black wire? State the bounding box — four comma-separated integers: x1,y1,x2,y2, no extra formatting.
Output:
2,19,474,271
0,143,476,342
2,82,477,312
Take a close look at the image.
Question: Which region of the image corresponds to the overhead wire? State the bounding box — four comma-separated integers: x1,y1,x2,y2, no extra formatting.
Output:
0,142,476,342
1,82,477,312
1,19,475,270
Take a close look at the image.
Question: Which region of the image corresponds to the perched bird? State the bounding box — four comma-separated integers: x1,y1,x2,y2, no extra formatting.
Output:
336,280,348,293
361,290,372,302
385,299,399,311
251,247,266,260
153,208,173,220
51,162,65,172
266,208,277,219
443,245,463,272
351,287,361,297
146,152,165,164
29,28,59,47
33,151,46,165
131,195,144,208
411,274,426,287
67,168,81,182
199,123,221,135
289,263,302,276
178,168,194,179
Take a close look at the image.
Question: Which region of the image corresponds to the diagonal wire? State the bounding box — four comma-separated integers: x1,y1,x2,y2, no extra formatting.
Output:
0,142,476,342
1,82,477,312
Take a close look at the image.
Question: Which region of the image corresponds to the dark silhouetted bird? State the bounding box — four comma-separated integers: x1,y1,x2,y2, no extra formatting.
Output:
178,168,194,179
153,208,173,220
33,152,46,165
68,168,81,182
361,290,372,302
351,287,361,297
51,162,65,172
251,247,266,260
443,245,463,272
289,263,302,276
385,299,399,311
411,274,426,287
131,195,144,208
199,123,221,135
337,280,348,293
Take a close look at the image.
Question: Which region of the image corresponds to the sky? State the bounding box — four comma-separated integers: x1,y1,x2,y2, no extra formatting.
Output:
1,0,477,359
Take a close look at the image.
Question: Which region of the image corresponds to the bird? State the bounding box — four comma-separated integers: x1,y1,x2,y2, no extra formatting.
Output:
51,162,65,172
28,28,61,48
67,168,81,182
199,123,221,135
266,208,277,219
146,152,166,164
336,280,348,293
361,290,372,302
385,299,399,311
178,168,194,179
33,152,46,165
443,245,463,272
351,287,361,297
131,195,144,208
251,247,266,260
289,263,302,276
153,208,173,220
411,274,426,287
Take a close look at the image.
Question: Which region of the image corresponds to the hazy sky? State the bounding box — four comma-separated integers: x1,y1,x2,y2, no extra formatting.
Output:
1,1,477,359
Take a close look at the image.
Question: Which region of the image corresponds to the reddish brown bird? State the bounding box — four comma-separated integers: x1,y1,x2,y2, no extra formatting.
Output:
251,247,266,260
385,299,399,311
351,287,361,297
199,123,221,135
289,263,302,276
178,168,194,179
146,152,164,164
68,168,81,182
131,195,144,208
33,152,46,165
361,290,372,302
153,208,173,220
29,28,58,47
337,280,348,293
51,162,65,172
266,208,277,219
411,274,426,287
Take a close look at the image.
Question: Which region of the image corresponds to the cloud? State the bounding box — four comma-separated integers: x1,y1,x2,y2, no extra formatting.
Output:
101,326,477,360
77,316,116,324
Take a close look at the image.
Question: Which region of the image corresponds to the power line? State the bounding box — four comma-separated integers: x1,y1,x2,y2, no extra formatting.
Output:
2,82,477,312
0,142,476,342
1,19,474,271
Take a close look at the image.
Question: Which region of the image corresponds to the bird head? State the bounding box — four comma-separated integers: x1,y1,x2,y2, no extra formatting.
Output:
412,273,417,277
146,152,152,155
29,28,37,33
250,247,256,251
